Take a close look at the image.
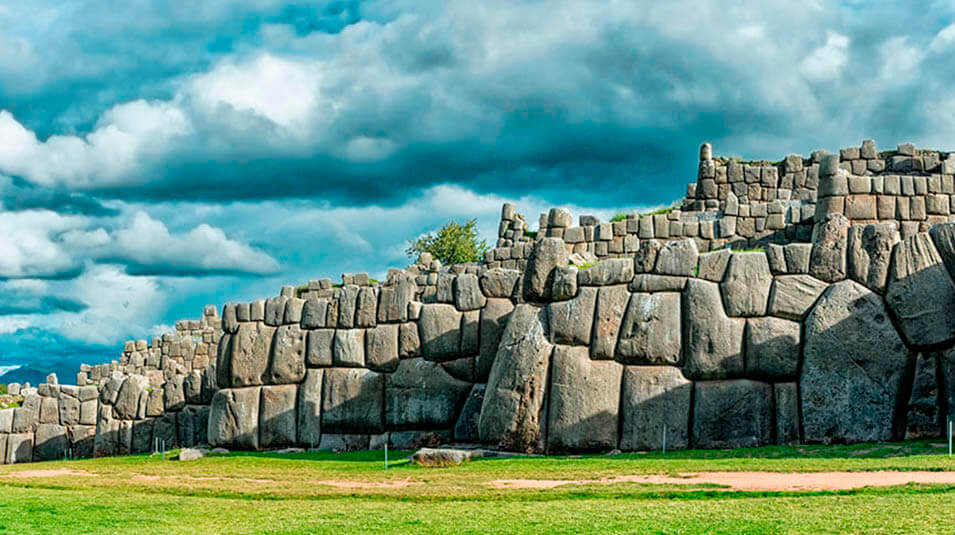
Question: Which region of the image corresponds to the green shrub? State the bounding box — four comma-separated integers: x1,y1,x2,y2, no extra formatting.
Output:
610,213,628,222
523,230,538,239
407,219,489,265
0,383,6,395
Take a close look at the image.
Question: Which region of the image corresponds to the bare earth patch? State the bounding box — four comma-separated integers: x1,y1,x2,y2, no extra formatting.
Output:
312,478,420,489
130,474,274,484
487,471,955,491
0,469,96,478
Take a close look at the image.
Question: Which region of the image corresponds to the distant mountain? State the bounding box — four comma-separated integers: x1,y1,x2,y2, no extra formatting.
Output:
2,367,48,387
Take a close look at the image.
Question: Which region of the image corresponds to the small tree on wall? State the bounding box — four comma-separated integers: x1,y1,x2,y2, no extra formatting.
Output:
406,219,489,265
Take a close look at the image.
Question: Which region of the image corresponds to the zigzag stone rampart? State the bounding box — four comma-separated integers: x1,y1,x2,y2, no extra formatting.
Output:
3,140,955,462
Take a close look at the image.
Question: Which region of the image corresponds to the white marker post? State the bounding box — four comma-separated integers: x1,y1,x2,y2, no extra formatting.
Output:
949,418,952,459
384,442,389,470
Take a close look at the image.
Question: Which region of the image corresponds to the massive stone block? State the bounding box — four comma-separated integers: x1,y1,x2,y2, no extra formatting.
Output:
216,333,233,389
619,366,691,451
616,292,681,365
6,434,33,464
929,222,955,281
355,287,378,328
476,298,514,382
693,380,773,449
333,328,365,367
480,268,521,298
801,280,912,443
548,287,596,346
322,368,384,434
682,279,744,380
378,275,415,323
230,322,275,387
578,258,634,286
591,285,629,360
365,324,399,373
418,304,463,361
208,387,261,450
775,382,800,445
809,213,850,283
720,252,772,316
260,384,297,448
885,233,955,348
58,393,81,426
480,304,553,452
306,329,334,367
34,423,69,461
847,223,899,293
654,239,698,276
745,317,800,380
297,369,323,447
385,359,472,429
131,418,155,454
547,346,622,451
453,383,486,443
12,395,39,434
768,275,828,320
454,273,486,311
905,353,942,439
268,325,306,384
115,375,148,420
523,237,568,302
164,374,185,412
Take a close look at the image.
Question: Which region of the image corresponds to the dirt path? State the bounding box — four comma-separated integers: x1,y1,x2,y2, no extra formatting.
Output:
0,469,96,478
487,471,955,491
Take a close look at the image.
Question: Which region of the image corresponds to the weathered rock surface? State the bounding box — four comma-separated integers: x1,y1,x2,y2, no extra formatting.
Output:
768,275,828,320
385,359,471,429
801,280,912,443
775,382,800,445
453,384,486,442
333,329,365,367
654,239,698,276
480,268,521,298
745,317,800,379
616,292,681,365
268,325,306,384
322,368,384,434
906,353,941,439
523,238,568,302
208,387,261,450
578,258,634,286
847,223,899,293
692,380,773,449
547,346,622,451
297,369,323,447
619,366,691,451
682,279,744,379
885,233,955,348
548,287,596,346
259,384,297,448
305,329,334,367
418,304,463,361
230,322,275,387
365,324,399,373
476,298,514,381
809,213,850,283
34,423,69,461
480,305,552,452
721,252,772,316
591,285,629,360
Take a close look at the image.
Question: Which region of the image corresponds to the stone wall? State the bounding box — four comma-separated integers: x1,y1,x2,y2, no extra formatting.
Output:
6,139,955,461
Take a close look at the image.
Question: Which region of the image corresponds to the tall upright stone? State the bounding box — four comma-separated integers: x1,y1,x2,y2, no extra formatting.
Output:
523,238,568,302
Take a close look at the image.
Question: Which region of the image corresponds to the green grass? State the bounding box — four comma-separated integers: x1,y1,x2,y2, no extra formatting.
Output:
731,248,765,253
523,230,538,239
1,441,955,534
295,284,308,298
610,213,628,222
577,261,598,270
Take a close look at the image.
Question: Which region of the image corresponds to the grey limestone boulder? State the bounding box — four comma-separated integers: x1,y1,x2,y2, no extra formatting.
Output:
337,285,360,328
682,279,744,380
115,375,149,420
634,240,662,273
619,366,691,451
523,238,568,302
377,274,416,323
365,324,399,373
615,292,681,365
305,329,334,367
929,223,955,281
284,297,306,325
768,274,828,320
264,296,289,327
399,322,421,359
6,434,33,464
164,374,186,412
34,423,69,461
847,222,899,293
216,333,233,389
322,368,384,434
385,359,472,429
259,384,297,448
720,252,772,316
230,322,275,387
905,353,941,439
548,287,596,346
629,274,687,292
268,325,306,384
775,382,800,445
578,258,633,286
184,370,203,405
477,298,514,381
355,287,377,328
454,273,486,311
591,285,629,360
546,346,622,451
333,328,365,367
885,232,955,348
480,268,521,298
208,387,261,449
692,380,773,449
301,298,329,329
550,265,578,301
801,280,912,443
222,304,239,334
297,369,323,447
453,383,486,442
783,243,812,274
654,239,698,276
809,213,850,283
697,249,730,282
745,317,800,379
418,304,462,361
479,304,553,452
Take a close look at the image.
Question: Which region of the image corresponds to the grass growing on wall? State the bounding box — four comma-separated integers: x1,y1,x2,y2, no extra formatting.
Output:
641,206,674,217
0,441,953,534
610,213,629,222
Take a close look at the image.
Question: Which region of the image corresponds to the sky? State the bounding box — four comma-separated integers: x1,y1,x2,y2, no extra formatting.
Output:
1,0,954,378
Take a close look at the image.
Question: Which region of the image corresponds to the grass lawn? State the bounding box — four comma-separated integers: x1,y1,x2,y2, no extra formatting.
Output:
2,440,955,534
